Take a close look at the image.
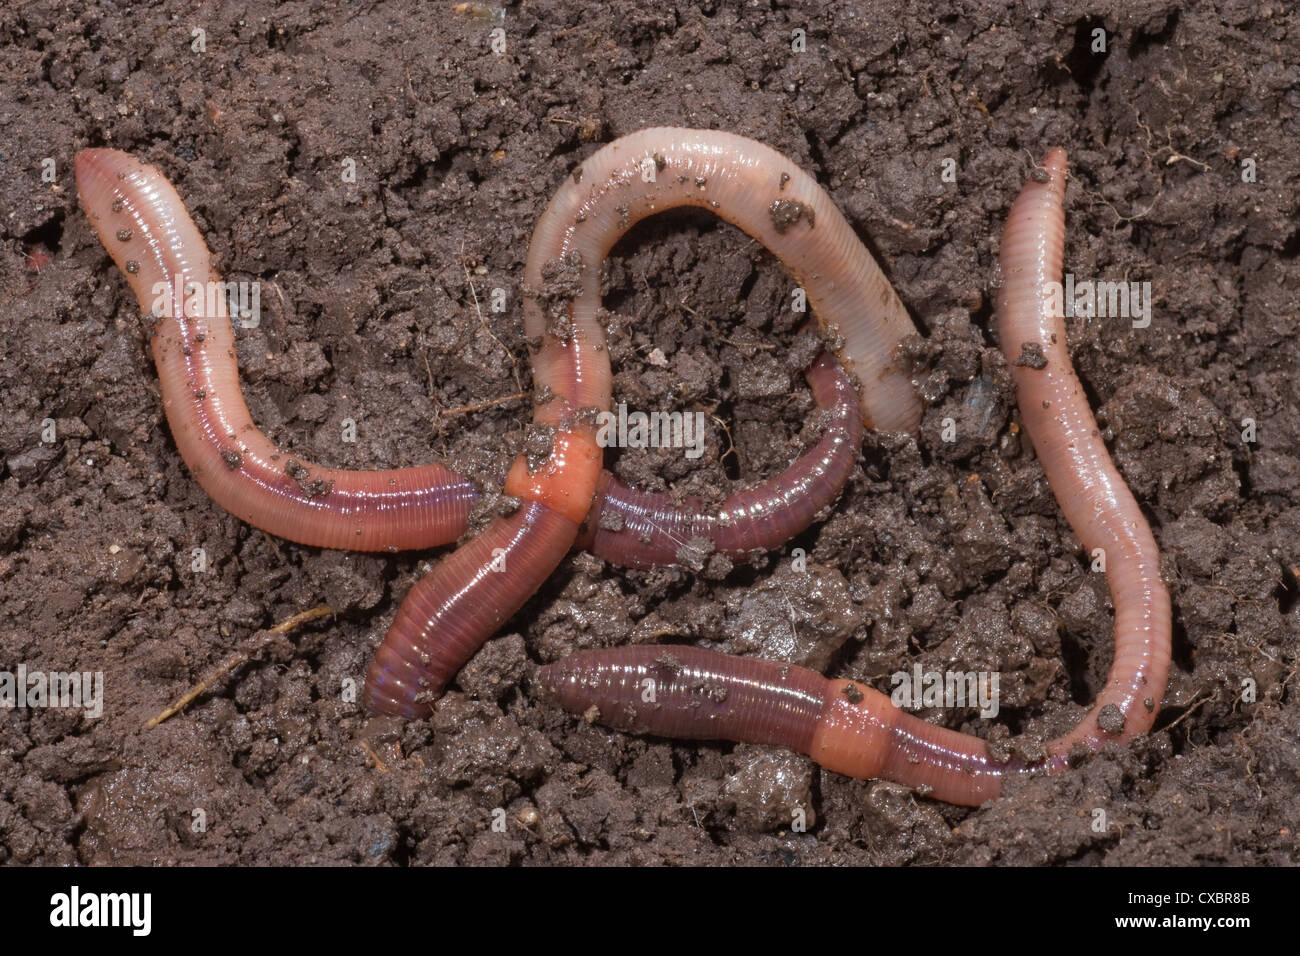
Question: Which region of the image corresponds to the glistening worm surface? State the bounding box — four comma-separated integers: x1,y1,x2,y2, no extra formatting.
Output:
995,149,1171,758
74,129,920,720
539,149,1174,806
538,645,1020,806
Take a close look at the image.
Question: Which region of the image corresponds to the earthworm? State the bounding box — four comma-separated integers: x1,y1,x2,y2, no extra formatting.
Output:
75,130,921,720
76,148,855,567
995,148,1170,756
74,149,478,553
537,645,1018,806
538,149,1173,805
368,128,920,715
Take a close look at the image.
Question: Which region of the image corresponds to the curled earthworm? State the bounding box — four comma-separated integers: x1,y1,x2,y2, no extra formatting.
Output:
539,149,1173,805
75,130,919,719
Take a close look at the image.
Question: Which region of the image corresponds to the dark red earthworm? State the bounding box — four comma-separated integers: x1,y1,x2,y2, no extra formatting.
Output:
369,501,578,717
575,346,863,567
538,149,1173,805
366,128,921,715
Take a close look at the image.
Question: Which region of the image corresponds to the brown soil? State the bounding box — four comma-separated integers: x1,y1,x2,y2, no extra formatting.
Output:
1,0,1297,865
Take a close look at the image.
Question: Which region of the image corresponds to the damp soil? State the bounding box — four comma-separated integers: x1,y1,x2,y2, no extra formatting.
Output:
1,0,1297,865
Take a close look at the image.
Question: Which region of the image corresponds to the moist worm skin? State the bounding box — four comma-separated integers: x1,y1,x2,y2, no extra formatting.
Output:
536,646,1018,807
369,128,921,713
366,502,577,717
995,148,1171,760
538,149,1173,806
74,149,478,553
575,348,863,567
522,127,921,435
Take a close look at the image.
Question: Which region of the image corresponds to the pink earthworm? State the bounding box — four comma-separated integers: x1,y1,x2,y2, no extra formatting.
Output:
995,148,1170,756
74,130,921,720
74,149,479,553
539,148,1173,806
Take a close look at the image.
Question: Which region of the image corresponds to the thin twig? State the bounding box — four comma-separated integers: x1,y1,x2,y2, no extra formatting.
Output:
1162,690,1216,733
460,240,523,390
438,390,528,418
358,739,390,773
144,604,334,729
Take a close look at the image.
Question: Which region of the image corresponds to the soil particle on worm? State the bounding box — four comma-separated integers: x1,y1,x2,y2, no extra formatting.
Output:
1012,342,1048,369
1,0,1296,866
1096,703,1127,735
522,423,556,474
768,198,815,233
534,251,586,342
